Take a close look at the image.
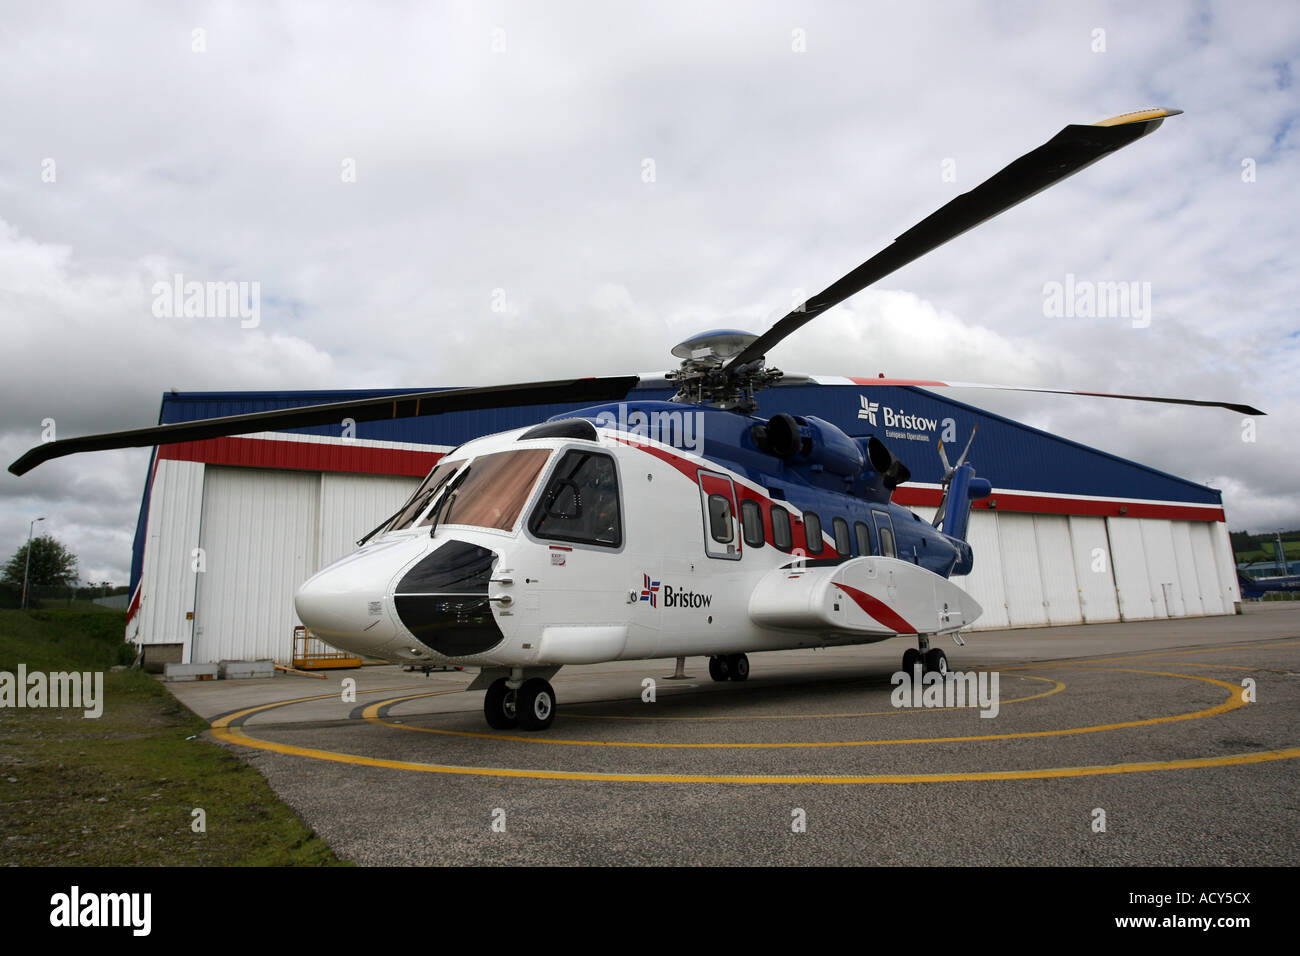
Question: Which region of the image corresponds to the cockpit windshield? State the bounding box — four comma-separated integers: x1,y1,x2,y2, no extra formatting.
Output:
387,457,467,532
420,448,553,532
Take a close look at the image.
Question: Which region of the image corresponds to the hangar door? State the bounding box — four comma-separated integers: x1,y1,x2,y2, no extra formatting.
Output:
193,467,321,663
318,473,421,567
956,512,1009,629
998,513,1049,627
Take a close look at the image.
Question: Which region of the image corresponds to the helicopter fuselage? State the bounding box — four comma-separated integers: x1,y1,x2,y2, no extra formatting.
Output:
293,401,985,672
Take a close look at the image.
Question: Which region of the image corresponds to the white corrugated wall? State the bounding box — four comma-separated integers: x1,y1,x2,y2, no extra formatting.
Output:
1170,521,1204,617
998,513,1049,627
1210,521,1241,609
1189,522,1226,615
1106,517,1156,620
1034,515,1082,625
318,473,421,568
957,513,1234,631
960,511,1009,629
1067,516,1120,623
1140,519,1184,618
193,467,321,663
137,459,205,657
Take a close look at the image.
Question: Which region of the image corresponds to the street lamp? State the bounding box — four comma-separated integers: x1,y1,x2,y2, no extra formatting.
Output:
21,516,45,610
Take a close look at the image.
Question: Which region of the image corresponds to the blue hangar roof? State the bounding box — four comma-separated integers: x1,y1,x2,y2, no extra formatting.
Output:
151,379,1223,504
128,379,1226,605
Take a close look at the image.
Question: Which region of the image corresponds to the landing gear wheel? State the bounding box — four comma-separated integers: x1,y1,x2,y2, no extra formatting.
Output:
516,678,556,731
484,678,518,730
727,653,750,681
708,656,731,682
902,648,922,676
924,648,948,678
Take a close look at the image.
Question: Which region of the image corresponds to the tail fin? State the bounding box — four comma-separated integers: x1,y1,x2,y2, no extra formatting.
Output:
941,462,992,543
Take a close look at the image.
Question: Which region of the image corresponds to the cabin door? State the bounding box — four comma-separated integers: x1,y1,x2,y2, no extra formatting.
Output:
697,470,741,561
872,511,898,558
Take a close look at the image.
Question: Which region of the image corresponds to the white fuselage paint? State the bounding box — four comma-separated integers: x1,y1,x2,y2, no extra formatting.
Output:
294,425,971,670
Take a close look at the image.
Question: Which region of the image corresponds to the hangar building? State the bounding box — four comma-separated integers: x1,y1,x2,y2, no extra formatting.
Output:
126,378,1242,664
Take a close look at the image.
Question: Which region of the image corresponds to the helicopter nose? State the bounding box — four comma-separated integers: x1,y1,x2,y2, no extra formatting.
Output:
294,549,402,654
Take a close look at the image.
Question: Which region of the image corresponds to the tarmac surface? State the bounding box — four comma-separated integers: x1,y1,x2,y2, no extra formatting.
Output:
173,603,1300,865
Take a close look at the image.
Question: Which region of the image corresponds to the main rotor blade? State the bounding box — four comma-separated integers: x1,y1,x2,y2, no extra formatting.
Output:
724,108,1183,373
9,376,639,476
852,377,1264,416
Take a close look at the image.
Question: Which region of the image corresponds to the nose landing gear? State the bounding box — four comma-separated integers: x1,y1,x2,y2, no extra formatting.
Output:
484,675,556,731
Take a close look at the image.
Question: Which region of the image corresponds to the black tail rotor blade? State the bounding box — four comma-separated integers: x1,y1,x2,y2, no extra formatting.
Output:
724,108,1183,373
9,376,639,476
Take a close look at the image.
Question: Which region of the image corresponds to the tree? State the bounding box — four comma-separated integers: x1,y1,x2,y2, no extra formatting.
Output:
3,535,80,590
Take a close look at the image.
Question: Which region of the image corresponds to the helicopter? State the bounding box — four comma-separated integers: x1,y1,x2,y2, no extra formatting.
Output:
11,107,1265,731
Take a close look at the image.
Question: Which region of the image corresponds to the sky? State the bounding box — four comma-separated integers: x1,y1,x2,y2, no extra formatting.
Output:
1,0,1297,586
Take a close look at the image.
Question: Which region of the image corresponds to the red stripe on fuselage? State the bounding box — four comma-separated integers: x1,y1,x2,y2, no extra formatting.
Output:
833,582,915,634
611,436,841,558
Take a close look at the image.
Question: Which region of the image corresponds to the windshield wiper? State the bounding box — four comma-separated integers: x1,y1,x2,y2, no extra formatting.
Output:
428,468,471,538
356,502,409,547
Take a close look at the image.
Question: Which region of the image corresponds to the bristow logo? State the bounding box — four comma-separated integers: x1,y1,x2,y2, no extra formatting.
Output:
640,573,660,607
857,396,938,433
857,396,879,425
637,576,713,609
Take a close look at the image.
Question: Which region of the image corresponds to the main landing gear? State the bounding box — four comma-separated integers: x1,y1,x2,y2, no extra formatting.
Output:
902,634,947,678
484,675,556,731
708,653,750,682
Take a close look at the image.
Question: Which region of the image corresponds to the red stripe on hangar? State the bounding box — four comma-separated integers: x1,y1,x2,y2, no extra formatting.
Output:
158,436,443,477
890,487,1224,522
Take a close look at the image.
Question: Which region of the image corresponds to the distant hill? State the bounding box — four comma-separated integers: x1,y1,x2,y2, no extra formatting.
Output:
1232,529,1300,566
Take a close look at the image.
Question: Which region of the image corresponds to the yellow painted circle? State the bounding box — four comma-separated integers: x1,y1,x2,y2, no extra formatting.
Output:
206,662,1299,783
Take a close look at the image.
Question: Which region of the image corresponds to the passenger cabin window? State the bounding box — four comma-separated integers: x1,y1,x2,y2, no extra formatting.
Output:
833,517,851,556
854,521,872,557
878,523,897,558
528,450,622,547
803,511,823,555
770,505,792,551
707,494,734,544
741,500,764,548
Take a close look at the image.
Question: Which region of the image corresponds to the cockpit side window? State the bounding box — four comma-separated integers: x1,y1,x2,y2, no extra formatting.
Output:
528,450,622,548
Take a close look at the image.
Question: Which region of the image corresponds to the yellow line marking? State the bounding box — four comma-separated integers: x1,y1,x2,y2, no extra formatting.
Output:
206,648,1300,783
475,674,1064,721
1009,639,1300,670
208,721,1300,784
357,668,1241,748
210,681,456,730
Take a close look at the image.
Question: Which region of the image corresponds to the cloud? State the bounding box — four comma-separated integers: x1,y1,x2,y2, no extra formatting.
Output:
1,0,1297,586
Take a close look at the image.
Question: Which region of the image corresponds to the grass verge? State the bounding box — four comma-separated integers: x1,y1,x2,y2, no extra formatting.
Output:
0,608,345,865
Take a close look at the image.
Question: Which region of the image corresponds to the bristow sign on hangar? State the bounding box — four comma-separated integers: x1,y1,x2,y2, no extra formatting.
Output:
858,396,944,443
